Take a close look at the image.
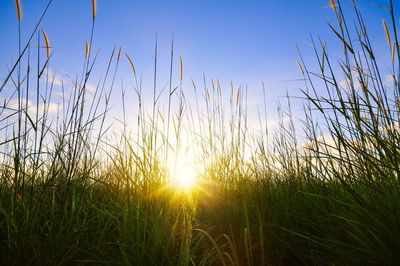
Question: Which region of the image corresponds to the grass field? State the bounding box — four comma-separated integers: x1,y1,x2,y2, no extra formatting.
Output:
1,0,400,265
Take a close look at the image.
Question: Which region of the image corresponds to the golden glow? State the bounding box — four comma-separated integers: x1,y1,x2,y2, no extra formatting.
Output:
166,130,203,193
171,163,197,192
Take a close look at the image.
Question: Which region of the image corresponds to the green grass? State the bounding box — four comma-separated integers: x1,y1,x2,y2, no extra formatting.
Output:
1,0,400,265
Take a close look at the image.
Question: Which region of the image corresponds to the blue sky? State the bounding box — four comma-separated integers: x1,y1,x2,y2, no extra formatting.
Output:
0,0,394,128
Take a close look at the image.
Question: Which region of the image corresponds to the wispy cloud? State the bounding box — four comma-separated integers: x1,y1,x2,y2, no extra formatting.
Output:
85,83,97,94
384,74,395,87
338,78,361,91
45,68,63,87
6,98,61,117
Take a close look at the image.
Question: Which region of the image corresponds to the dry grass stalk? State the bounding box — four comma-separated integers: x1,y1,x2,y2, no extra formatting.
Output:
236,88,240,106
392,42,396,64
125,53,136,75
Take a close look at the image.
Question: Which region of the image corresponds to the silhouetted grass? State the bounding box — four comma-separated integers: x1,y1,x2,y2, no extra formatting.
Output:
0,0,400,265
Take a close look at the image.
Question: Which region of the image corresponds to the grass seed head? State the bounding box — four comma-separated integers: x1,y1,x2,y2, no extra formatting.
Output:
382,19,391,45
15,0,22,21
297,61,305,76
92,0,97,19
329,0,337,11
42,30,51,58
125,53,136,75
118,47,122,61
85,41,89,58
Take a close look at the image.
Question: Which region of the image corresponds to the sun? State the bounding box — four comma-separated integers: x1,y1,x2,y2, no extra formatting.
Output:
166,133,202,192
170,163,198,192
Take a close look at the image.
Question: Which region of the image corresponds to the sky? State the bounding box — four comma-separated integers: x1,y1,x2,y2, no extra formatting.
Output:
0,0,394,133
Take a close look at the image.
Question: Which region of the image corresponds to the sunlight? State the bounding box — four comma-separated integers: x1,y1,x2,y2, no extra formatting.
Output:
167,146,201,192
170,162,197,192
174,164,197,191
165,129,203,193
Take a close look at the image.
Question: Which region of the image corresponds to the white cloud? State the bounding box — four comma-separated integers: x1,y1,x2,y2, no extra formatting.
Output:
4,98,60,117
41,102,60,114
52,91,65,99
384,74,395,87
45,68,63,87
6,98,22,110
85,83,97,94
339,78,361,91
300,134,338,154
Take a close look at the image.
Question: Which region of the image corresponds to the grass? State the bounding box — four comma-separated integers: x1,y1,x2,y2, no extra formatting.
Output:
1,0,400,265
